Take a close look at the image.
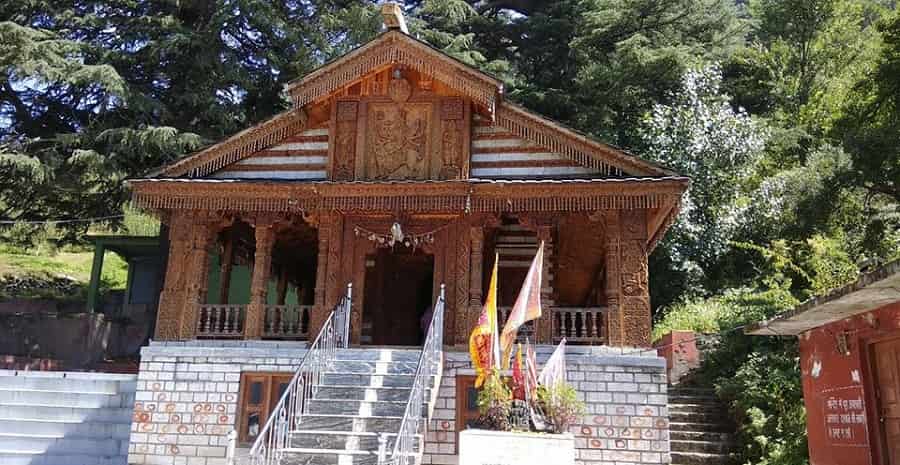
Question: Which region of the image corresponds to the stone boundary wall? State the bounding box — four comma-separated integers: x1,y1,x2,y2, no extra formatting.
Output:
425,346,669,465
129,343,668,465
128,341,306,465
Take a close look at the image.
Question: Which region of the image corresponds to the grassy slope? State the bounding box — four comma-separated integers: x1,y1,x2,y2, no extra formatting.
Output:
0,250,129,299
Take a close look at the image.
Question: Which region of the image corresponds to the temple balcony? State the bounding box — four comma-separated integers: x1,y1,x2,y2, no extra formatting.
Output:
194,304,313,340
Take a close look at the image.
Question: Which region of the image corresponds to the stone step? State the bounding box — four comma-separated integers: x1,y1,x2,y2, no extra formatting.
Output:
307,399,411,417
670,422,732,433
290,431,414,451
296,414,402,433
0,418,130,439
0,434,126,456
670,430,732,443
669,387,716,395
0,374,135,395
279,448,381,465
669,403,726,415
0,389,131,408
0,404,132,423
316,385,424,402
670,411,726,424
668,394,721,405
0,451,126,465
330,360,418,375
334,349,421,363
671,439,732,454
670,451,732,465
321,373,415,388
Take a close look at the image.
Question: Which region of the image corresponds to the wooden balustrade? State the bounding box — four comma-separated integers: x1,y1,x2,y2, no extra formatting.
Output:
196,304,246,338
262,305,312,340
552,307,607,344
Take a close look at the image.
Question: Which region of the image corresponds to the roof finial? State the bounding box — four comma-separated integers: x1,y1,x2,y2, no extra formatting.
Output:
381,2,408,34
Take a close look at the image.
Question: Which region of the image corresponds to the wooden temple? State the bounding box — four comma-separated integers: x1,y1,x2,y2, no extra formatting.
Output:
128,12,687,349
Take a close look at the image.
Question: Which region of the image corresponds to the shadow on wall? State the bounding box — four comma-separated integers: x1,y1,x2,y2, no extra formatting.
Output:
0,301,154,370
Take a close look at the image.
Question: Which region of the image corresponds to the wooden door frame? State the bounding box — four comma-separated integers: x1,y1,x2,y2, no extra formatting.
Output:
865,334,900,465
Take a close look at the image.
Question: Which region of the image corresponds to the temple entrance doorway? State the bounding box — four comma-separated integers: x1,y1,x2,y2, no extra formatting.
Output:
363,248,434,346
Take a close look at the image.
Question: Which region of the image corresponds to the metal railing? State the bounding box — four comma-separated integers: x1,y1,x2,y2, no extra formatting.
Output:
378,285,445,465
552,306,607,344
248,284,353,465
262,305,313,340
196,304,245,338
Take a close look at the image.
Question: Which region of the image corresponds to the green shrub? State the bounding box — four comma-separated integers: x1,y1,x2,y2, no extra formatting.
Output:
536,382,585,434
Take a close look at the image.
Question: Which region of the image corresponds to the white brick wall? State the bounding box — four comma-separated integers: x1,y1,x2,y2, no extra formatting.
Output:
128,343,669,465
127,341,306,465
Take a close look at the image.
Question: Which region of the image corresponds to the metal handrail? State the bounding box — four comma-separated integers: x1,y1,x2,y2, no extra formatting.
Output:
248,284,353,465
378,284,445,465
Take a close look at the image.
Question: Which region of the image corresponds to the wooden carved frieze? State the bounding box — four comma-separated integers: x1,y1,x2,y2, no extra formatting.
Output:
439,98,466,180
331,100,359,181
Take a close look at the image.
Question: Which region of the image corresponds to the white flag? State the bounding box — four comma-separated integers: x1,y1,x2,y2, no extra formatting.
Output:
538,338,567,389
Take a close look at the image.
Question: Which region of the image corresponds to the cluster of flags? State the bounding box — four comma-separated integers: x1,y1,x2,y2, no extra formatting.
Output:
468,242,567,391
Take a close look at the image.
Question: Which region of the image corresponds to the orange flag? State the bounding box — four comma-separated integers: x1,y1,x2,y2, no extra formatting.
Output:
500,242,544,368
469,253,500,388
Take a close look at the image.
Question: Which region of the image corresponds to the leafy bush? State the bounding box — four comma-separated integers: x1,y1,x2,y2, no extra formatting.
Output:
536,382,585,434
476,371,512,431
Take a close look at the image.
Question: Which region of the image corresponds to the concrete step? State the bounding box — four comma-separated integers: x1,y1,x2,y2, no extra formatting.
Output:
330,360,418,375
670,422,732,433
0,434,126,456
669,403,726,415
334,349,421,363
670,451,732,465
290,431,407,450
671,439,733,454
321,373,415,388
316,385,424,402
0,418,130,439
0,389,130,408
307,399,410,417
279,448,381,465
0,404,132,423
670,411,727,424
297,414,402,433
668,394,721,405
670,430,732,442
0,374,135,395
0,451,126,465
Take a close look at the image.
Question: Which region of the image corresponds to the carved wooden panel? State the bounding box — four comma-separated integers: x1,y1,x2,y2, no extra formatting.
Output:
331,100,359,181
438,98,469,180
363,101,433,180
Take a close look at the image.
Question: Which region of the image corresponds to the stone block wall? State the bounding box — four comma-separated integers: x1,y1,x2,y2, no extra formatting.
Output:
424,347,670,465
127,341,306,465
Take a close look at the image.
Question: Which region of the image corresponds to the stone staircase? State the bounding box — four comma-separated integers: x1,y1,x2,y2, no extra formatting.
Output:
0,370,135,465
668,386,736,465
278,348,427,465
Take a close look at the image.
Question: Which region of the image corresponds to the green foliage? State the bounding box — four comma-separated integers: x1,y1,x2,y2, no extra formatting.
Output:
476,370,513,431
536,382,585,434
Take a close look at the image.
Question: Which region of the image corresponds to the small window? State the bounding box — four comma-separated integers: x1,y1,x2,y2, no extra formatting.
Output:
238,373,293,443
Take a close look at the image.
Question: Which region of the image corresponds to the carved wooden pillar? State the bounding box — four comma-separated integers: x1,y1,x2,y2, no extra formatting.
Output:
310,215,332,339
179,219,215,339
218,230,234,304
156,213,192,340
619,209,651,347
604,211,624,346
464,224,484,346
246,221,276,339
535,225,555,344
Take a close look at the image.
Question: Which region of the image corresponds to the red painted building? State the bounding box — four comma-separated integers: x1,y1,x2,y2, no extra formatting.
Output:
747,260,900,465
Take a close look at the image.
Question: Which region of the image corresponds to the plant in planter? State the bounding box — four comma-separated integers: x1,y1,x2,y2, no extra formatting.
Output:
536,382,585,434
475,370,512,431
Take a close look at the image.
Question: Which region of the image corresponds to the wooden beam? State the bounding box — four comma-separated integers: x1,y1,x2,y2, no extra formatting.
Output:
381,2,408,34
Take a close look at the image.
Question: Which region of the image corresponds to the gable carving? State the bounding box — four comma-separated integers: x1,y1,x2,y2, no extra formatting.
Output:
329,71,471,182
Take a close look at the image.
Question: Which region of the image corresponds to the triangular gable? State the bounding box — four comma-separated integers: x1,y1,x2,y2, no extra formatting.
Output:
471,115,598,178
493,103,675,178
160,108,308,178
284,30,504,113
207,124,329,180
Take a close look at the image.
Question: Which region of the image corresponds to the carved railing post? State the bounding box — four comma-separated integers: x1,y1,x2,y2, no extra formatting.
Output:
246,220,276,339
